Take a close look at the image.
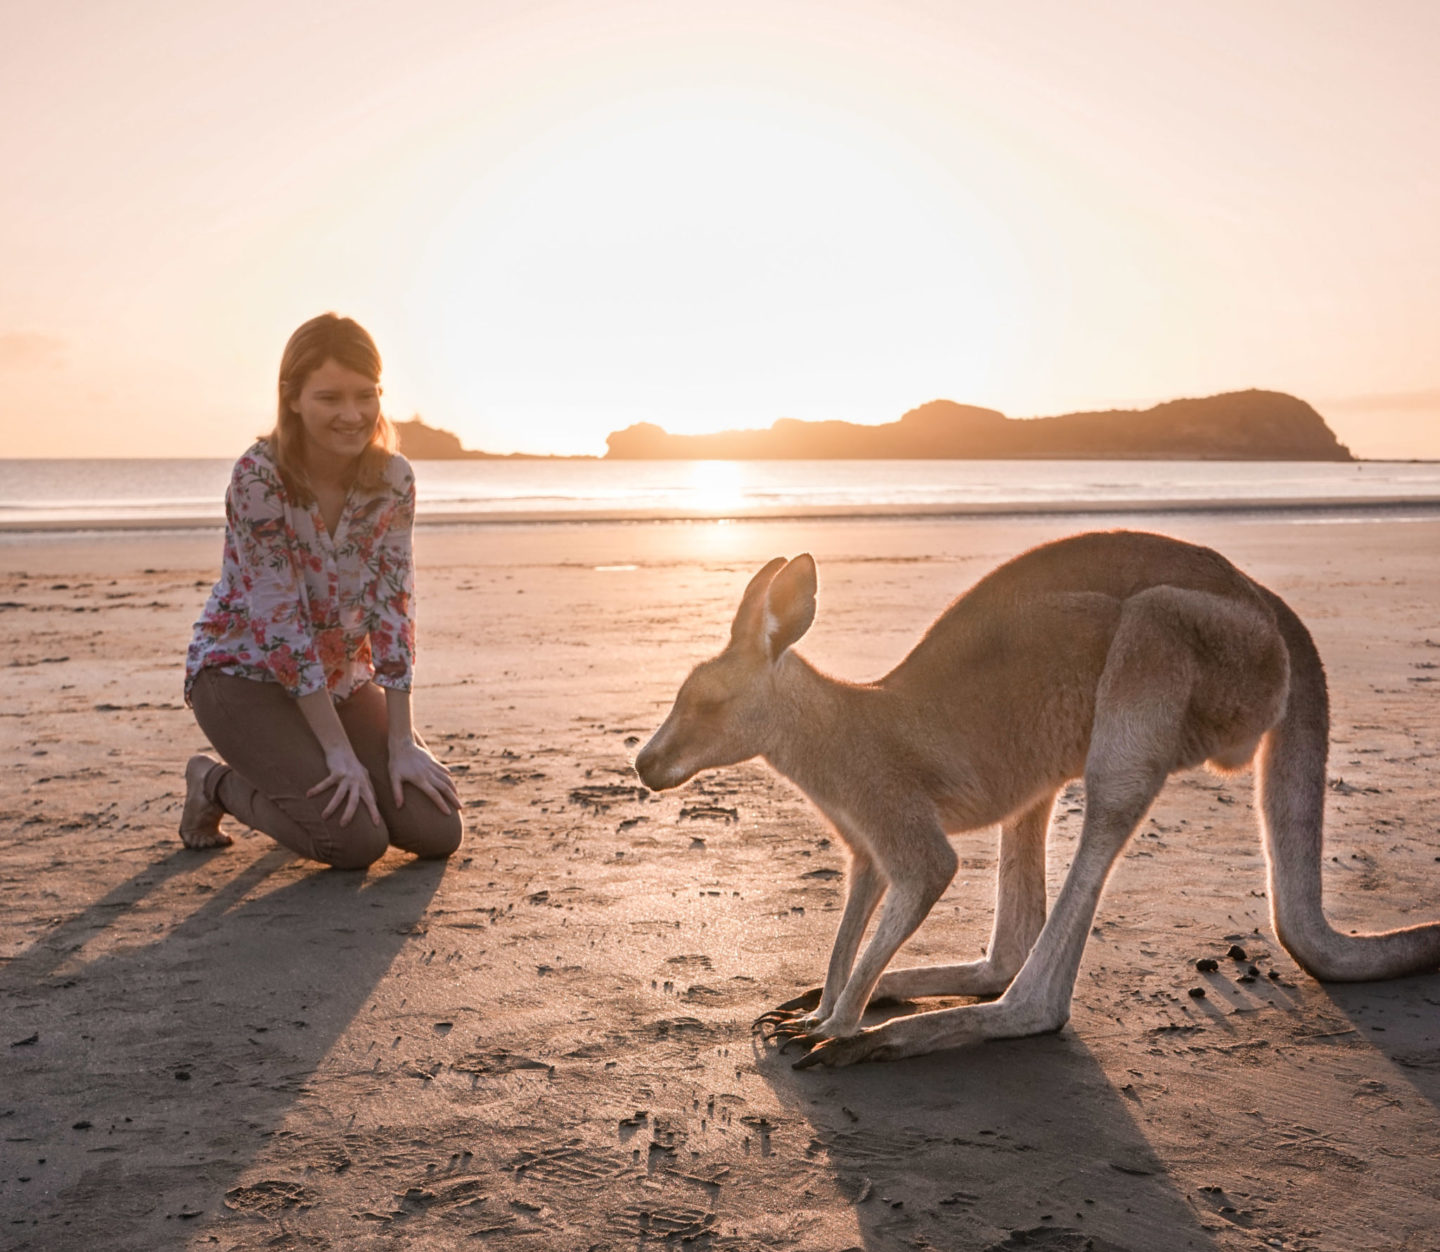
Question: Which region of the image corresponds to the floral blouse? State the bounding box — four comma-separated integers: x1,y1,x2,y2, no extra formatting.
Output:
185,440,416,704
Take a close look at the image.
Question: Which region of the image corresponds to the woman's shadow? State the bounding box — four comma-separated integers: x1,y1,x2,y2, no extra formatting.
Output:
2,843,445,1249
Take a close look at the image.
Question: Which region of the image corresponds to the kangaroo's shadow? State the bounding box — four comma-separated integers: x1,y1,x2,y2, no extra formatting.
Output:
1313,975,1440,1110
757,1007,1223,1252
1,844,444,1250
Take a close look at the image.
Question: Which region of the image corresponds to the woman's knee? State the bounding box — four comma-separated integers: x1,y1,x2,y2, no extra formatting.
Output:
394,808,464,860
312,812,391,869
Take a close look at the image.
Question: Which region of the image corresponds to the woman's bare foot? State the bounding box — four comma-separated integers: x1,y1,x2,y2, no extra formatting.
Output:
180,754,232,849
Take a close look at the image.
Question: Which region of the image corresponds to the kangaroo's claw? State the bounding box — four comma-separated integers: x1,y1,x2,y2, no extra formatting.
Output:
774,987,824,1013
753,988,824,1036
757,1015,818,1046
764,1020,816,1043
755,1022,791,1043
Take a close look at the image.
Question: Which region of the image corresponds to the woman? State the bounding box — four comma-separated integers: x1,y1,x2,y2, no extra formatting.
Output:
180,313,462,868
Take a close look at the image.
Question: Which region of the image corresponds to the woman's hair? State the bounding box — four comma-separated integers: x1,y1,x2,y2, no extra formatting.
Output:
265,313,397,504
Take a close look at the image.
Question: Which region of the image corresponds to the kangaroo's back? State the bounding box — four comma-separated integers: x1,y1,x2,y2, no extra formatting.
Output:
871,532,1280,822
882,531,1273,711
901,531,1265,660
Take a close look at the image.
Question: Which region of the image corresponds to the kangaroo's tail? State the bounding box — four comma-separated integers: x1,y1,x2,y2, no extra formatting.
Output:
1256,589,1440,981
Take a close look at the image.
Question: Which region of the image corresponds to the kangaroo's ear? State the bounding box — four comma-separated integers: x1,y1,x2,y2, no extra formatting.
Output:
761,554,817,660
731,557,788,647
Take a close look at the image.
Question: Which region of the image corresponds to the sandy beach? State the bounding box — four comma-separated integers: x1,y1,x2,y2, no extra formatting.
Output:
2,509,1438,1252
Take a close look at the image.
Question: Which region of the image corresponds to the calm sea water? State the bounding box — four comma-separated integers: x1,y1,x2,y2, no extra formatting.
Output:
1,458,1438,528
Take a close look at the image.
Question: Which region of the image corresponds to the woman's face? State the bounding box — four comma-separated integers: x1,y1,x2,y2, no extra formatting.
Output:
292,358,381,466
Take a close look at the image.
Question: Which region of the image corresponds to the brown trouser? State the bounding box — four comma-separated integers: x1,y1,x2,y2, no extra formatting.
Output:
189,668,463,868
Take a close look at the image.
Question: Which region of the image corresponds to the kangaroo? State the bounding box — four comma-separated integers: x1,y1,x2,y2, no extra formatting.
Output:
634,531,1440,1067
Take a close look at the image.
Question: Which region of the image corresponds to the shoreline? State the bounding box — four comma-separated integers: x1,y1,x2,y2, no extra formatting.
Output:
3,492,1440,535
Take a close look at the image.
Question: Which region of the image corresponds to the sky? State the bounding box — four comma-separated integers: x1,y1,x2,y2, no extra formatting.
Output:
2,0,1438,459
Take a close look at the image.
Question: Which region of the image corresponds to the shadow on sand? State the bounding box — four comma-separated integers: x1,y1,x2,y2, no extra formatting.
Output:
1313,975,1440,1109
755,1009,1223,1252
1,844,444,1250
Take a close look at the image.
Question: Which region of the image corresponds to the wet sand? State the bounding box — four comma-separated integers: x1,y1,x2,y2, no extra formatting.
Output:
2,511,1438,1251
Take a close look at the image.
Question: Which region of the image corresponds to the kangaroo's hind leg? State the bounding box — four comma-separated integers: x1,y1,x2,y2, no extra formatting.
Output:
869,789,1056,1002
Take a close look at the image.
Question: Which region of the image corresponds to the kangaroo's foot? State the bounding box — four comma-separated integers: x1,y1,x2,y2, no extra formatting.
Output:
753,984,909,1045
792,995,1066,1069
755,961,1006,1045
180,754,232,849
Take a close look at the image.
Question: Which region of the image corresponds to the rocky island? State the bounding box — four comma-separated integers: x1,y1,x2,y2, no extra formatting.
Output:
604,390,1354,461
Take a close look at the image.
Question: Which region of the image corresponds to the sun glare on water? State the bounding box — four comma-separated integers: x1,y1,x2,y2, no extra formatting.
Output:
686,461,747,514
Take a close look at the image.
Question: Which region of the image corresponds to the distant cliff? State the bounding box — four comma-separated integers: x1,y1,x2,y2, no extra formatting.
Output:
392,417,591,460
604,391,1354,461
393,418,496,459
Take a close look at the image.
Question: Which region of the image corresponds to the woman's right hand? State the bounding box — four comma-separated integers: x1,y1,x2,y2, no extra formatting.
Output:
307,749,381,827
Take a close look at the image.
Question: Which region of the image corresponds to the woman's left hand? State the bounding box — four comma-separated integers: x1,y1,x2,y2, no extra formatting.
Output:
388,738,460,814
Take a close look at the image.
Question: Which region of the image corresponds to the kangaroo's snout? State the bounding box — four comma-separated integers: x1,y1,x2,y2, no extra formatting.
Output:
635,705,721,791
633,739,668,791
634,721,689,791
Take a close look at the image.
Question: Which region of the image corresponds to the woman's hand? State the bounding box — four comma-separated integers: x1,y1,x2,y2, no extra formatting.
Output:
387,738,459,814
307,748,382,827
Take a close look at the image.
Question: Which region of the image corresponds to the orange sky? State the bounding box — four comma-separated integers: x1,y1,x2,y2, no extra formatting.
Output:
2,1,1438,459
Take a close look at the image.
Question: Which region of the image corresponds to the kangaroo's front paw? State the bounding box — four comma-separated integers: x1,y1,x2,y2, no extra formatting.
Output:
753,987,823,1039
761,1011,864,1058
756,1011,823,1046
753,986,822,1025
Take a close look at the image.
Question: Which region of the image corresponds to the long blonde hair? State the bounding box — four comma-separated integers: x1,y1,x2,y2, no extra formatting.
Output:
266,313,396,505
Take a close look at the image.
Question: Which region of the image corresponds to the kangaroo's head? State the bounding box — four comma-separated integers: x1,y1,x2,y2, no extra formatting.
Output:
635,555,817,791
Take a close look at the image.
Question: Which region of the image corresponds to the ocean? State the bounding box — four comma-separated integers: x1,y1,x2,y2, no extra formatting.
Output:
2,457,1439,531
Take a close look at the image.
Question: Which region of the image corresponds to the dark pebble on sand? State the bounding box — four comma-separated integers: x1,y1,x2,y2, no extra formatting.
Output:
174,1070,191,1081
1194,958,1219,972
72,1121,91,1130
1227,944,1248,960
1188,987,1207,999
